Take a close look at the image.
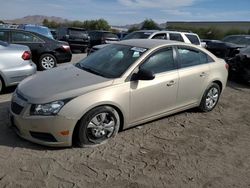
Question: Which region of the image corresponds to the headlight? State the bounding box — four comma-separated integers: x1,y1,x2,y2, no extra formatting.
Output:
30,101,65,116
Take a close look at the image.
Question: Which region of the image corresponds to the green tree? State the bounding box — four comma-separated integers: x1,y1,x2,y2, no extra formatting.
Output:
42,19,49,27
141,19,159,30
128,26,139,33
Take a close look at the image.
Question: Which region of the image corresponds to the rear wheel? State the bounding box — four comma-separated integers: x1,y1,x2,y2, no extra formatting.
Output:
0,77,3,93
38,54,57,71
0,77,5,94
76,106,120,147
199,83,221,112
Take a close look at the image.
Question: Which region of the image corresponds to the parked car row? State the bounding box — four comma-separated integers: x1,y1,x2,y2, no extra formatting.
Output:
0,28,72,70
203,35,250,83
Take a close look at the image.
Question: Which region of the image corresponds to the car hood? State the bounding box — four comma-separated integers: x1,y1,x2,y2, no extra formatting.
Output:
17,64,114,104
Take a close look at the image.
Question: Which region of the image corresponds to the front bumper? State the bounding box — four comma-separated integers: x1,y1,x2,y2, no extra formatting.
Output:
9,99,78,147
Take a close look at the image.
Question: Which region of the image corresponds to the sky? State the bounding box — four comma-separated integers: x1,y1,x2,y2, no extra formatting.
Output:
0,0,250,25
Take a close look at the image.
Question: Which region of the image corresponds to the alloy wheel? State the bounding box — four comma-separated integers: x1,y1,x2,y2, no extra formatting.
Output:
205,87,219,110
87,112,116,140
41,56,55,70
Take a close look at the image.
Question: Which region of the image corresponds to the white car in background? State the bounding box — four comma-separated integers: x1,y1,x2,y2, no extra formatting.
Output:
88,30,206,55
0,41,36,93
123,30,205,47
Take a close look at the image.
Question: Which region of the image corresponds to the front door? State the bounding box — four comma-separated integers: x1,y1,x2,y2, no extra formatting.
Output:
130,47,179,123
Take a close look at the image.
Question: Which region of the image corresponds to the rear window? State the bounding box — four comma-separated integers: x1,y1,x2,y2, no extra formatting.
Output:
69,29,88,37
222,36,250,45
123,31,153,40
103,33,118,39
185,34,200,45
25,26,54,39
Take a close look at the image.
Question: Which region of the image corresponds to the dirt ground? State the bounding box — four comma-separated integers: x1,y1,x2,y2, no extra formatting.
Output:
0,54,250,187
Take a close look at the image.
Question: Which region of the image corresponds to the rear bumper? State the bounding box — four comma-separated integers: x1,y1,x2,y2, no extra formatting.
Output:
3,62,37,87
56,52,72,64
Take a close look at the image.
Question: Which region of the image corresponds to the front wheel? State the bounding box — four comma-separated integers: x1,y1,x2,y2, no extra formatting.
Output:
76,106,120,147
38,54,57,71
199,83,221,112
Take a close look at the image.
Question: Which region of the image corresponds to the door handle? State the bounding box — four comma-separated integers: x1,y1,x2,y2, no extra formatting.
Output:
167,80,176,87
200,72,207,77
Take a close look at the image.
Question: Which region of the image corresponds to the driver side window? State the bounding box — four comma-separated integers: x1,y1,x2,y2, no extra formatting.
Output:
140,48,176,74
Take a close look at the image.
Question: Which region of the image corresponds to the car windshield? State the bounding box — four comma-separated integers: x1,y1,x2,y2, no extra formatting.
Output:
76,44,147,78
123,31,153,40
222,36,250,45
25,26,54,39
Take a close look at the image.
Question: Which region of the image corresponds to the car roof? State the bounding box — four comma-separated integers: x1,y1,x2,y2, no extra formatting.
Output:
118,39,182,49
0,28,51,40
134,30,160,33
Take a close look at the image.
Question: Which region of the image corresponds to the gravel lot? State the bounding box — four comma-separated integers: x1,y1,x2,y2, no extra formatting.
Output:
0,53,250,187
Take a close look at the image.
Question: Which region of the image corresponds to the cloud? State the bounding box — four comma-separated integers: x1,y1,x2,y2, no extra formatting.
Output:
161,9,192,16
118,0,195,8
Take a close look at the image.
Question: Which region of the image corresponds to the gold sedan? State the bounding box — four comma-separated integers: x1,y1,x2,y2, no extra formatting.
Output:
9,39,228,147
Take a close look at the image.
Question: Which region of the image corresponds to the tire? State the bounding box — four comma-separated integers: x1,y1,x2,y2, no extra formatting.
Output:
199,83,221,112
0,77,4,94
38,54,57,71
81,47,88,53
76,106,120,147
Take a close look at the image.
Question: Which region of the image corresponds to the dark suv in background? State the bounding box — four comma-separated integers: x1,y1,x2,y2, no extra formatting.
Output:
0,29,72,70
88,30,119,48
56,27,89,53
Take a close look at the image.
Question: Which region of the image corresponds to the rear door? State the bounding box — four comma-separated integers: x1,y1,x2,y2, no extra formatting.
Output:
10,31,45,62
175,46,210,107
130,47,179,123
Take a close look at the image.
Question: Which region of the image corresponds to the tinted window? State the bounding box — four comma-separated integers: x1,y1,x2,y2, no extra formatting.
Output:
152,33,167,39
140,48,176,74
169,33,184,42
77,44,147,78
103,33,118,39
68,29,88,38
123,31,153,40
12,32,42,43
185,34,200,45
0,31,8,42
25,26,54,39
222,35,250,45
178,47,209,68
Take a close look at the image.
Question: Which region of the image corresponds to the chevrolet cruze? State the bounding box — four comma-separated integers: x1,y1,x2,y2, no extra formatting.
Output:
9,39,228,147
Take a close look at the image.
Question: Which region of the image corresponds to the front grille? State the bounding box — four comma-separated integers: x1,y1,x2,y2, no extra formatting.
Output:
11,102,24,115
30,132,57,142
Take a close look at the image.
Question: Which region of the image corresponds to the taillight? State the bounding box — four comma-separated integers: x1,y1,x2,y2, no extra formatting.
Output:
225,63,229,70
61,45,71,52
22,51,31,60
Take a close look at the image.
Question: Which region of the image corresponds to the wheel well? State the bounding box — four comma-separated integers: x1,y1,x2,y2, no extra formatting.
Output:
0,74,5,87
39,52,57,61
212,80,223,91
72,104,124,145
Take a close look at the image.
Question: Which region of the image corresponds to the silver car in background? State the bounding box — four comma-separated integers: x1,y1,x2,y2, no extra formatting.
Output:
0,41,36,93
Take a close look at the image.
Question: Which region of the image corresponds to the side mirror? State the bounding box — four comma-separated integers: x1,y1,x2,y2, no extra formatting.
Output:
132,69,155,81
65,34,69,39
